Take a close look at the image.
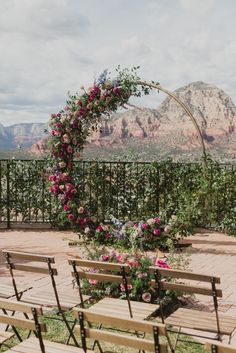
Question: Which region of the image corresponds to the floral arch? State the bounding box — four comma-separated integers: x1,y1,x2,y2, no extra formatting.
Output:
48,67,206,232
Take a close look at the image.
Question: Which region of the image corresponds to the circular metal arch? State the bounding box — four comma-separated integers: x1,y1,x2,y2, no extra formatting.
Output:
137,81,207,163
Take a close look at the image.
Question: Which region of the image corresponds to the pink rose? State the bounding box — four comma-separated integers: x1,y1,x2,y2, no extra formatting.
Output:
67,145,73,153
116,254,123,262
142,292,151,303
67,214,75,221
63,204,70,212
89,279,98,285
154,217,161,223
105,233,111,239
120,283,132,292
133,223,138,228
62,134,70,143
48,175,57,182
96,225,104,232
153,228,161,236
102,255,109,261
155,259,170,269
141,223,148,230
77,206,84,214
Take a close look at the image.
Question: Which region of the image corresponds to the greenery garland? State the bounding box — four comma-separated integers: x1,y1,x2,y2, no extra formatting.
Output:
48,67,151,230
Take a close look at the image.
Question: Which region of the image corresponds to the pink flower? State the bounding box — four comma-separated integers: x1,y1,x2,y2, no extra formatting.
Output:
153,228,161,236
116,254,123,262
105,233,111,239
120,283,132,292
133,223,138,228
96,225,104,232
112,87,121,95
63,204,70,212
141,223,149,230
102,255,109,261
89,279,98,285
77,206,84,214
127,259,140,268
62,134,70,143
67,214,75,221
154,217,161,223
65,183,73,191
67,145,73,153
155,259,170,269
48,175,57,182
142,292,151,303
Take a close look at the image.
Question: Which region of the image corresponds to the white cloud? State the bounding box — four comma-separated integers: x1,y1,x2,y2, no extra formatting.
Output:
0,0,235,125
179,0,215,14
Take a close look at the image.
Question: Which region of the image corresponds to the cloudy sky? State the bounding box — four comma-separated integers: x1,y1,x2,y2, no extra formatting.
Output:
0,0,235,126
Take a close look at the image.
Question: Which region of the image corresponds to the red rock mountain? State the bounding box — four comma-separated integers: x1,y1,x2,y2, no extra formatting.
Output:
2,81,235,160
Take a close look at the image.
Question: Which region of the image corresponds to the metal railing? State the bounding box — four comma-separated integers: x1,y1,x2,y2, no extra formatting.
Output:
0,159,235,229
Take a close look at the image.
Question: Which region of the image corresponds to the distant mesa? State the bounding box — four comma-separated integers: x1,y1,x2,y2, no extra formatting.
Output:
0,81,235,161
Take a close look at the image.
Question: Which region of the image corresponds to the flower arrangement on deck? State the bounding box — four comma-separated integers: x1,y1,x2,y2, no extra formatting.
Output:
82,250,170,303
94,215,180,251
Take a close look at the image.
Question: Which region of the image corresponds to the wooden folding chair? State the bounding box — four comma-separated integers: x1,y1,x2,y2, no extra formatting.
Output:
149,267,236,352
74,307,168,353
0,298,92,353
205,340,236,353
69,259,158,320
2,250,89,347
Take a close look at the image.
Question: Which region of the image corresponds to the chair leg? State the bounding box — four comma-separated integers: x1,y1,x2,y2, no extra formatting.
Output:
173,326,182,353
66,319,77,345
60,311,79,347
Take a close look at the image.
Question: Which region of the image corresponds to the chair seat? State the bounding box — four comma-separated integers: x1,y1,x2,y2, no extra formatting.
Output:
165,308,236,335
0,331,14,344
4,337,94,352
88,297,158,320
21,288,90,311
0,283,31,299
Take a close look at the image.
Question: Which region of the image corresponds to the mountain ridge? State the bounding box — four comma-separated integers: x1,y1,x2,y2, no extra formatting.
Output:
0,81,236,161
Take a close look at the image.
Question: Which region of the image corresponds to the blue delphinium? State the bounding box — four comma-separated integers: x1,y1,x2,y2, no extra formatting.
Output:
96,69,108,85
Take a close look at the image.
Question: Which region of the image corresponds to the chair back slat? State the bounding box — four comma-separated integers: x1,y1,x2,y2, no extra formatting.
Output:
6,263,58,275
149,267,220,283
69,259,129,272
71,270,130,284
0,298,43,314
205,341,236,352
2,250,55,263
0,314,46,332
160,281,223,297
73,308,166,335
75,326,167,353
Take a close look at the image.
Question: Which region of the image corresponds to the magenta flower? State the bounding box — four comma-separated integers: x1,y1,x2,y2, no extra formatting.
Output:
155,259,170,269
67,214,75,221
102,255,110,261
153,228,161,236
48,175,57,182
141,223,148,230
96,225,104,232
154,217,161,223
63,204,70,212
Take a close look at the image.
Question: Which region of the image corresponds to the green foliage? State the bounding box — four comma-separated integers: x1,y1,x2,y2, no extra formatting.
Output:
0,158,235,235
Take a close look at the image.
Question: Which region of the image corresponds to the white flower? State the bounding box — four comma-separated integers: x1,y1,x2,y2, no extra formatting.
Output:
164,225,171,234
84,227,90,234
171,215,177,221
147,218,155,226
